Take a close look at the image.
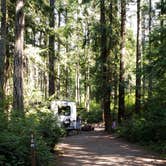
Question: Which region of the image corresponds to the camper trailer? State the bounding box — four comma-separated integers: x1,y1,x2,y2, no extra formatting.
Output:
51,100,78,130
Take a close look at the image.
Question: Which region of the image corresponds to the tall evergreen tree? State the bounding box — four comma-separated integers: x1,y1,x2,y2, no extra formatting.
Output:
49,0,55,96
141,2,147,102
160,0,164,27
100,0,111,132
111,0,119,113
13,0,25,112
64,7,69,99
0,0,6,108
57,9,61,98
148,0,152,98
118,0,126,123
135,0,142,113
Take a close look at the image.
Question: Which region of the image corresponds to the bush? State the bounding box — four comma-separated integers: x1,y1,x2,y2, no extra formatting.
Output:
0,107,63,165
80,109,102,124
35,111,64,151
118,105,166,154
0,114,34,165
78,101,103,124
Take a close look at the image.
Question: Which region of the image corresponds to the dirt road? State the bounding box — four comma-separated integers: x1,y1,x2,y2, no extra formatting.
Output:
56,128,166,166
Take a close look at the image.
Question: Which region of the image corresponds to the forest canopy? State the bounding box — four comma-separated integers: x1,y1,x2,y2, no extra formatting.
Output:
0,0,165,165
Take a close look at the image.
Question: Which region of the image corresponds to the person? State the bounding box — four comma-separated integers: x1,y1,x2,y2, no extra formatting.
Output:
112,120,116,132
76,114,81,134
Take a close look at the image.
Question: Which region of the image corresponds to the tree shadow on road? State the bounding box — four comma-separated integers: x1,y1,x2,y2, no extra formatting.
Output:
56,129,166,166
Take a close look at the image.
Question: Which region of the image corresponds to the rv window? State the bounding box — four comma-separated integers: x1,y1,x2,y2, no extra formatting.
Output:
58,106,71,116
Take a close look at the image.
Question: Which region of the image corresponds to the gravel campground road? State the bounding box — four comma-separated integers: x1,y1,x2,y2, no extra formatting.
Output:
56,128,166,166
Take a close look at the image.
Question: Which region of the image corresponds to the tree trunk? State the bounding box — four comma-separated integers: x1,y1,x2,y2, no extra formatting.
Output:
118,0,126,123
112,0,118,114
85,48,90,112
100,0,111,133
65,64,69,98
160,0,165,48
135,0,142,113
4,24,11,98
48,0,55,96
75,64,80,105
57,10,61,98
141,7,146,103
0,0,6,109
160,0,164,28
57,64,60,98
13,0,25,113
65,9,69,99
148,0,152,99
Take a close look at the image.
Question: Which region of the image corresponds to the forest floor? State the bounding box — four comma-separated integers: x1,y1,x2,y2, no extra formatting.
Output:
55,128,166,166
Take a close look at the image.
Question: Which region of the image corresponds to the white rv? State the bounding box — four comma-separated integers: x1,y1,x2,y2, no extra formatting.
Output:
51,100,77,130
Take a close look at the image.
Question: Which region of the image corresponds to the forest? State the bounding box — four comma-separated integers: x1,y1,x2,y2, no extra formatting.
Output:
0,0,165,165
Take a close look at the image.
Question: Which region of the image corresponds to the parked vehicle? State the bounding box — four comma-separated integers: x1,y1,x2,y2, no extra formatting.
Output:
50,100,78,131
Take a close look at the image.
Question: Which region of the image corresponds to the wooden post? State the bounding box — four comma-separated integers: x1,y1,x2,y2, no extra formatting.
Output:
31,133,36,166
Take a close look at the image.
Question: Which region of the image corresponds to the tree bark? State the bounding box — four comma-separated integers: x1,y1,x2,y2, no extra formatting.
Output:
13,0,25,113
57,10,61,98
112,0,118,114
65,8,69,99
118,0,126,123
75,63,80,105
141,7,146,102
100,0,111,133
148,0,152,99
49,0,55,96
135,0,142,113
0,0,6,108
160,0,164,28
85,47,90,112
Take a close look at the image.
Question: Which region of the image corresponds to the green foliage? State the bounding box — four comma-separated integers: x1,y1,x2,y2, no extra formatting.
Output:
118,4,166,155
125,93,135,114
80,101,102,123
118,105,166,154
118,25,166,155
0,114,33,165
35,111,64,149
0,107,63,165
81,109,103,124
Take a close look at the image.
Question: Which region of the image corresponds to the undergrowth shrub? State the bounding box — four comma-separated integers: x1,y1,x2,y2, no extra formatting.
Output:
0,105,64,166
118,102,166,154
35,111,64,151
80,109,102,123
79,101,102,124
